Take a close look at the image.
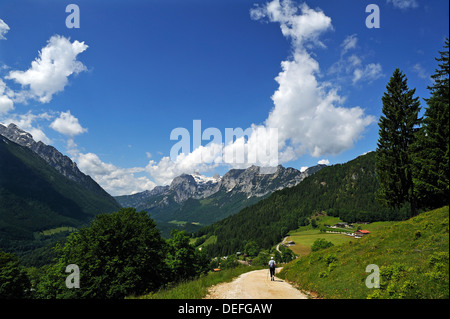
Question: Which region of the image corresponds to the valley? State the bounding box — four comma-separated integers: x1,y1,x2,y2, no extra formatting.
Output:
0,0,447,305
116,163,325,237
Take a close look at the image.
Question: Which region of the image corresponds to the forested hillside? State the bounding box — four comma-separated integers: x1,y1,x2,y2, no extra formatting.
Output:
198,152,411,257
0,136,120,265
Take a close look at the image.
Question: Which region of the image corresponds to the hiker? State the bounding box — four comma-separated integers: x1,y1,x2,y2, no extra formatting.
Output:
268,257,276,281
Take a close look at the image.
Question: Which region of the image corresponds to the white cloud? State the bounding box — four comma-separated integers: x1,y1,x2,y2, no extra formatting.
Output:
329,34,384,86
352,63,384,84
50,110,87,136
0,95,13,114
251,0,332,49
145,123,282,185
412,63,428,79
0,79,14,114
253,0,375,158
0,19,9,40
348,55,362,68
341,34,358,55
76,152,157,196
6,35,88,103
318,159,330,165
146,143,223,186
0,32,152,196
387,0,419,9
0,111,52,144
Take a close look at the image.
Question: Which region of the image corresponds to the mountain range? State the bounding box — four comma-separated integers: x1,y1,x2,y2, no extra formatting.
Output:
0,123,121,264
0,123,325,259
197,151,413,257
116,163,326,236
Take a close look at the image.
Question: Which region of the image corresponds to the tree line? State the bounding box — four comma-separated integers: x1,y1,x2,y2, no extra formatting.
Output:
0,208,210,299
376,38,449,215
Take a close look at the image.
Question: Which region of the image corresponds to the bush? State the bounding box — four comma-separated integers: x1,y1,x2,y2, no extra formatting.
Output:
0,250,31,299
368,263,419,299
311,238,334,252
219,255,239,270
324,254,338,265
251,250,270,266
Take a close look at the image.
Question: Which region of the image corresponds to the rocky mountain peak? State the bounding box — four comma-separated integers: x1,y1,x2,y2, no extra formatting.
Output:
0,123,113,197
0,123,34,147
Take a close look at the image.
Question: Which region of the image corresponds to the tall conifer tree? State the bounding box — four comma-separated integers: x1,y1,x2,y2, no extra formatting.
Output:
412,38,449,209
376,69,421,216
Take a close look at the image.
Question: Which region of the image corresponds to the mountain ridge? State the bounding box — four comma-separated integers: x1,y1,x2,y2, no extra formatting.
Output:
0,125,121,265
115,163,326,236
197,151,413,257
0,123,114,199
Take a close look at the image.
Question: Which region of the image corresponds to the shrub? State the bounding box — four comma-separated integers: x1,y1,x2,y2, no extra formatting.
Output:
324,254,338,265
311,238,334,252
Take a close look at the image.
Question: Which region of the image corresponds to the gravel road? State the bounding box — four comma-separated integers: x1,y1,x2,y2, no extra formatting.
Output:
205,268,308,299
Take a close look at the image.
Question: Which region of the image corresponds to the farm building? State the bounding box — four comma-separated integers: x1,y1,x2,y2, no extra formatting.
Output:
354,229,371,238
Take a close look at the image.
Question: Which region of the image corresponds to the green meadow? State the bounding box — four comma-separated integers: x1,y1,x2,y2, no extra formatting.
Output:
279,206,449,299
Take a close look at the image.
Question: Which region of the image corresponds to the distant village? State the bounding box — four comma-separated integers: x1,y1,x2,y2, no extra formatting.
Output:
325,222,371,238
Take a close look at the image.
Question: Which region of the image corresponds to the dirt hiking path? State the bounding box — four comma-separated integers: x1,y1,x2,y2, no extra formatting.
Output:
205,268,308,299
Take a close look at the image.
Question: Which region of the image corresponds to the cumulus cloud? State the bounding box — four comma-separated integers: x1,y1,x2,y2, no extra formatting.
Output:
387,0,419,9
146,143,223,186
0,79,14,114
142,0,376,186
254,0,375,158
145,122,282,185
0,31,151,196
6,35,88,103
50,110,87,136
0,19,9,40
250,0,332,49
0,95,13,114
318,159,330,165
76,152,157,196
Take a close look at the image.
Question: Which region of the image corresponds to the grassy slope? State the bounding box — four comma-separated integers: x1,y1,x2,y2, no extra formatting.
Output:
284,215,394,256
278,206,449,299
286,230,355,256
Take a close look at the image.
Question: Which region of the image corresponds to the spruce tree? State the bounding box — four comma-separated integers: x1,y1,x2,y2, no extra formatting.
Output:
412,38,449,209
376,69,421,216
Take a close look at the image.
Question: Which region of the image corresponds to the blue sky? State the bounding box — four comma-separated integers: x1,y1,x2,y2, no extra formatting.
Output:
0,0,448,195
